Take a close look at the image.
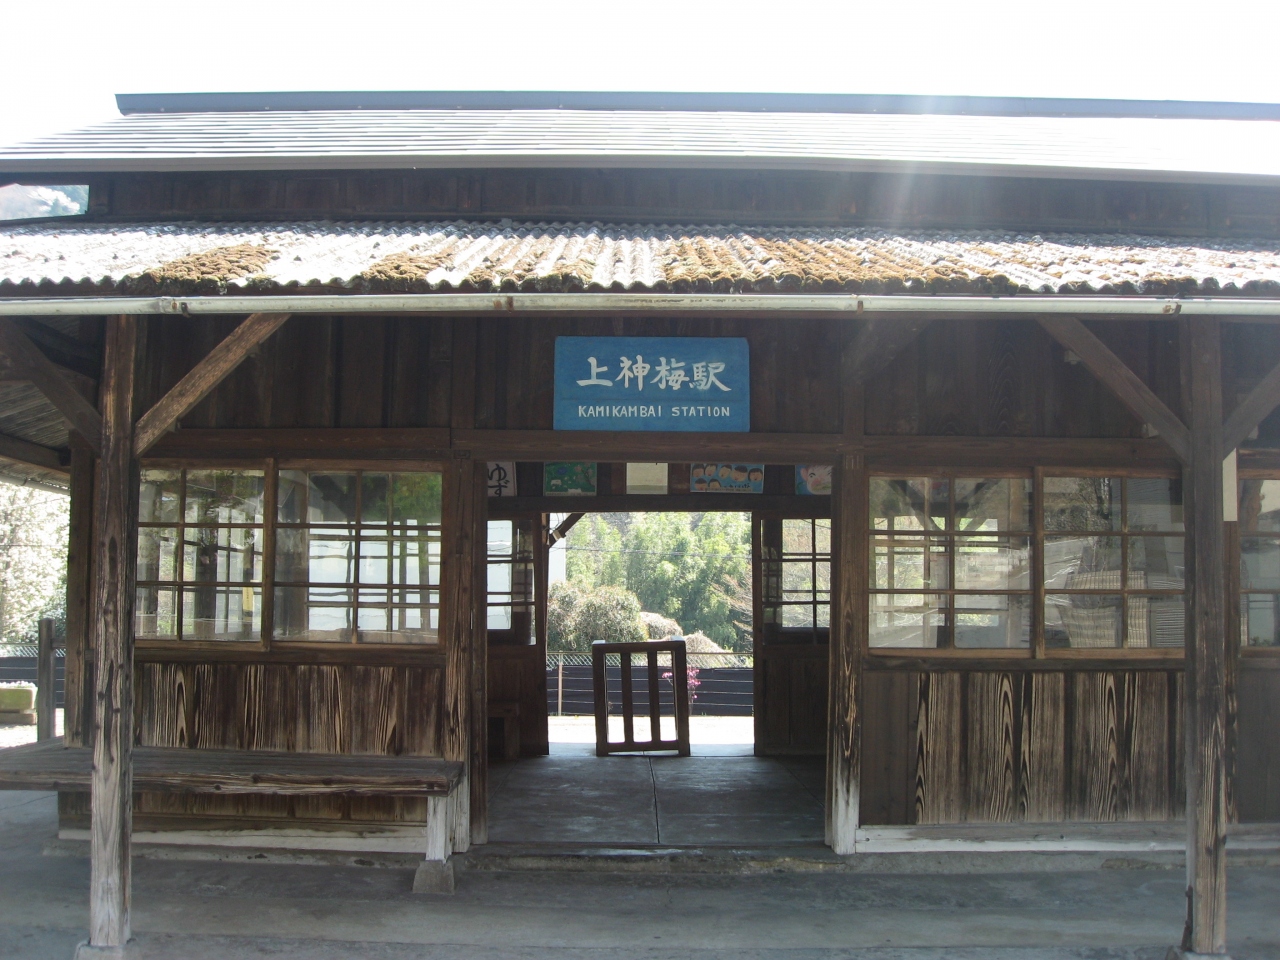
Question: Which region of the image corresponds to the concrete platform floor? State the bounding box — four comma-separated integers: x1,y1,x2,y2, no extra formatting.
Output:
3,788,1280,959
489,754,826,845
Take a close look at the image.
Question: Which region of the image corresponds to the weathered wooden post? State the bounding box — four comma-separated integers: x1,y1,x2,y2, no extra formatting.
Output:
76,315,140,960
36,617,55,741
1178,317,1231,958
827,451,864,855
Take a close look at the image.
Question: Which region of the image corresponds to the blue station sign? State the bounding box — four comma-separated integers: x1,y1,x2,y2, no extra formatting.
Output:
553,337,750,432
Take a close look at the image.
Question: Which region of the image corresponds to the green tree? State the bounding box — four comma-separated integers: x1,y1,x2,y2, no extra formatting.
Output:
569,584,645,648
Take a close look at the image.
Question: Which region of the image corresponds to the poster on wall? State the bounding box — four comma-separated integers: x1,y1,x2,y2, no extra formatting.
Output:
690,463,764,493
553,336,750,432
544,462,597,496
795,465,833,495
486,462,517,497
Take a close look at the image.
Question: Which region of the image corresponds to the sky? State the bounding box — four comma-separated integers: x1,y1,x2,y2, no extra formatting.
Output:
2,0,1280,149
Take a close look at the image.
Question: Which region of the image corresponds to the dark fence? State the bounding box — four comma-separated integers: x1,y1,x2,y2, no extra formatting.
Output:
0,652,66,708
547,655,752,717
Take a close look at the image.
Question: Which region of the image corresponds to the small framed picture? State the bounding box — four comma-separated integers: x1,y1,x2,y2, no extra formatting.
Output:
544,462,597,496
487,462,517,497
690,463,764,493
796,465,833,495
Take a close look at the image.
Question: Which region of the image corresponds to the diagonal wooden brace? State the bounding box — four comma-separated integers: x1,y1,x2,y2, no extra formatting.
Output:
133,313,290,456
1038,316,1190,462
0,318,103,454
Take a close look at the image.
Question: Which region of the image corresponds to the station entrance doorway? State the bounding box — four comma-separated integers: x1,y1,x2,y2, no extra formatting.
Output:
479,463,831,848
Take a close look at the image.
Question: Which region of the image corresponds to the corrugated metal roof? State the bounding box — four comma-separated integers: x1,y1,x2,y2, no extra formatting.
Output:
3,110,1280,183
3,219,1279,297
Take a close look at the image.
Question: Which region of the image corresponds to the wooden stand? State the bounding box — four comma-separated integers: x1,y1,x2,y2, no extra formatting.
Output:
592,639,691,756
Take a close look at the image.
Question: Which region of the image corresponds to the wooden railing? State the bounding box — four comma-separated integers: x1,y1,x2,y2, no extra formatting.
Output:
591,639,691,757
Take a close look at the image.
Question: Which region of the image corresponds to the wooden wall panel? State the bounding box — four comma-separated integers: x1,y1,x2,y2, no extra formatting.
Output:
860,670,916,825
1236,667,1280,822
965,673,1018,822
914,672,963,824
861,670,1185,826
756,651,828,756
1018,672,1066,821
487,651,549,758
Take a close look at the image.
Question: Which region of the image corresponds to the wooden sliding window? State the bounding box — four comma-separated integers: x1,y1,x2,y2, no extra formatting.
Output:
136,464,443,645
1238,477,1280,648
758,517,831,644
136,468,265,642
1042,475,1184,650
486,518,536,645
869,475,1033,649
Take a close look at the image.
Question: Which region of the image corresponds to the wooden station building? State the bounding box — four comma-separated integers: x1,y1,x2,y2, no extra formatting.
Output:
1,91,1280,957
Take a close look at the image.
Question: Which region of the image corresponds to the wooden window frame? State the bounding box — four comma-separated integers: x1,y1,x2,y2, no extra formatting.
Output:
136,458,447,654
864,466,1188,663
756,514,832,646
485,516,537,646
1236,466,1280,660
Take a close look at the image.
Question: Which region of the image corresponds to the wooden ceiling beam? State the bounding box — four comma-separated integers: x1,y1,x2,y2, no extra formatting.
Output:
0,318,102,454
1037,316,1190,462
133,313,291,457
0,431,67,474
1223,356,1280,453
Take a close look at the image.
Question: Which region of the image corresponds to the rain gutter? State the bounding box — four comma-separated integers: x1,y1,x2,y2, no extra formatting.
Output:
1,294,1280,318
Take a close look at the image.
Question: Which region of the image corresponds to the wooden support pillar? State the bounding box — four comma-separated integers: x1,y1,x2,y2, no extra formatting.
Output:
827,450,865,854
77,316,140,959
36,618,56,741
63,440,95,748
1181,318,1230,958
469,460,489,844
441,455,478,854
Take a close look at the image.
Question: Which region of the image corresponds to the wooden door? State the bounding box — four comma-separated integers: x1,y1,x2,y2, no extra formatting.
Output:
754,514,831,755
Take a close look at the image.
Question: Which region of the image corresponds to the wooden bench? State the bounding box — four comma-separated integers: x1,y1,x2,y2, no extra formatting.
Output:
0,738,464,893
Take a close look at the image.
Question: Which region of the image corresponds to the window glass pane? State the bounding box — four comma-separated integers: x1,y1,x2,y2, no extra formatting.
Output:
388,534,441,586
489,604,513,630
1044,536,1122,590
781,604,815,628
783,518,814,555
1240,479,1280,532
139,470,181,523
1127,536,1186,590
184,469,264,525
277,470,309,523
181,586,261,641
358,537,390,584
136,527,178,582
870,478,948,531
273,586,353,640
304,473,358,524
488,520,514,554
489,562,513,594
872,536,949,590
1126,478,1184,532
182,527,262,584
275,530,355,583
393,472,443,526
1243,594,1280,646
1045,594,1122,648
1127,596,1185,649
1043,477,1120,532
135,587,178,638
813,519,832,556
361,473,390,523
955,536,1031,590
955,478,1031,533
869,594,947,648
1242,537,1280,591
954,594,1030,648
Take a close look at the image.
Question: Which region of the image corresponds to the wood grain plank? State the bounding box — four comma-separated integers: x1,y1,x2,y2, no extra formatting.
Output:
914,672,963,824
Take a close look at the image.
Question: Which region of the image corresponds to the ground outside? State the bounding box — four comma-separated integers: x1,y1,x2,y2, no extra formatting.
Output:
1,717,1278,959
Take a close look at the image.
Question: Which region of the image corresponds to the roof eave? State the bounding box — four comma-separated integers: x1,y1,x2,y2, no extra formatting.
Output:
3,154,1280,188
